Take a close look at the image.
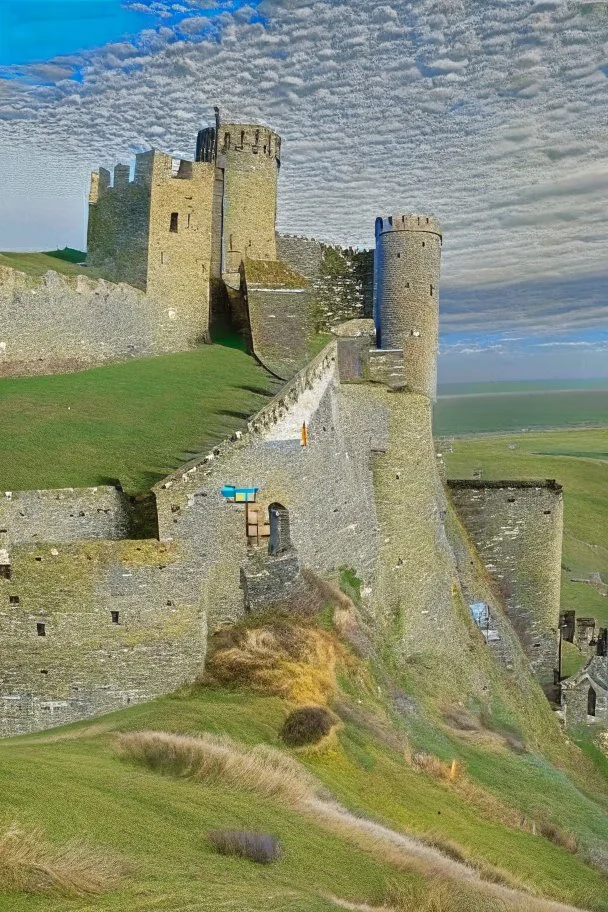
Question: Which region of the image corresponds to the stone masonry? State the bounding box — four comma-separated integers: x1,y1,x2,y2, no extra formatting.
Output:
447,480,564,695
0,201,571,736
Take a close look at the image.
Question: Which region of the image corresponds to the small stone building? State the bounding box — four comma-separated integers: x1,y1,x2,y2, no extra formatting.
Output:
562,656,608,727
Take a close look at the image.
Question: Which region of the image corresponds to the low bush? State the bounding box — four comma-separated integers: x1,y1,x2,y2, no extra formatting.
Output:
208,829,281,864
0,824,122,896
281,705,336,747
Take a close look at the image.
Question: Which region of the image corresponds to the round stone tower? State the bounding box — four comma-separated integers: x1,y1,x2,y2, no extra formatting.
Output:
373,214,442,400
218,122,281,270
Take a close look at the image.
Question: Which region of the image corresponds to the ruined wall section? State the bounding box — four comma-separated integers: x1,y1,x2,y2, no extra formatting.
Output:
154,343,384,631
0,266,162,376
277,234,374,331
221,124,280,268
0,538,206,736
447,481,563,692
0,487,132,545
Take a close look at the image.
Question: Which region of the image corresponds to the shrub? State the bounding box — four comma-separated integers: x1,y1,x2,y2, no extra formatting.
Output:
208,829,281,864
281,705,336,747
117,730,320,805
0,824,122,896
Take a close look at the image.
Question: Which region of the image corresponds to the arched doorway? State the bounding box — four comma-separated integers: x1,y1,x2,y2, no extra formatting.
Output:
588,686,597,717
268,503,291,556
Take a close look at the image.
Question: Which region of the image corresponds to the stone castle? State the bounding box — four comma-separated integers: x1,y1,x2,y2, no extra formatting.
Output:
0,112,603,736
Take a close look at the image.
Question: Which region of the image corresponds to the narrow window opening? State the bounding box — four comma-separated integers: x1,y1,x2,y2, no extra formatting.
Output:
0,565,10,580
397,253,401,258
240,130,245,147
422,241,426,247
170,212,179,233
430,284,434,296
544,510,552,515
224,131,231,149
37,623,46,637
405,282,410,289
111,611,120,624
263,144,267,154
35,556,42,562
187,212,191,228
161,251,165,265
507,497,516,503
9,595,19,605
588,686,597,717
40,669,48,675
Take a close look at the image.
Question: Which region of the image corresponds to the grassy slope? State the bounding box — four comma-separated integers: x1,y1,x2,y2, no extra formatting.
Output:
2,680,608,912
442,428,608,625
0,347,278,494
434,389,608,435
0,251,103,281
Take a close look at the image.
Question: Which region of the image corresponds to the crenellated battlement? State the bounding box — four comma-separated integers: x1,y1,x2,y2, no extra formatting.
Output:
89,151,210,202
219,123,281,160
375,214,442,239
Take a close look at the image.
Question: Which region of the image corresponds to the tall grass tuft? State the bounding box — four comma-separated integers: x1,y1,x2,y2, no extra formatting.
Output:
0,824,122,896
208,829,281,864
384,878,533,912
117,730,321,805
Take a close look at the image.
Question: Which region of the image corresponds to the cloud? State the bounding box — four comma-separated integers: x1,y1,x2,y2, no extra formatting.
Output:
0,0,607,347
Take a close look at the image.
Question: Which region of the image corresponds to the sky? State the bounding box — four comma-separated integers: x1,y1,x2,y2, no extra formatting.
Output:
0,0,607,383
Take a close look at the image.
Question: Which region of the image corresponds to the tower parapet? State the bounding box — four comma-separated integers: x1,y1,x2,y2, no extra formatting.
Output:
373,212,442,400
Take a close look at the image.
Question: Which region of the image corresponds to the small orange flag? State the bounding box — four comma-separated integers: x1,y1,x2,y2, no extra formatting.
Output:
301,422,308,447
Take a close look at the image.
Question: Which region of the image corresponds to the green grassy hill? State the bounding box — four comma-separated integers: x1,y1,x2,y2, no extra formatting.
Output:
0,250,103,281
2,595,608,912
442,428,608,628
0,347,277,494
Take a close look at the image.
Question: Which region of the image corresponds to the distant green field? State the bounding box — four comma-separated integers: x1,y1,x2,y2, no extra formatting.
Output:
434,387,608,436
442,428,608,625
0,347,277,495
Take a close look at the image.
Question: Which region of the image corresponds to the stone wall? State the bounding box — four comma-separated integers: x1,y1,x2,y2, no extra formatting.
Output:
0,265,162,376
154,343,384,631
0,335,568,736
0,487,133,545
246,285,314,378
447,480,564,693
0,538,205,736
277,234,374,331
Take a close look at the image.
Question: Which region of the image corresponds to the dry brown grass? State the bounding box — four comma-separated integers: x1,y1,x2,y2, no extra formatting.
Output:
118,730,585,912
117,730,321,805
536,820,578,855
0,824,123,896
384,879,523,912
202,621,351,705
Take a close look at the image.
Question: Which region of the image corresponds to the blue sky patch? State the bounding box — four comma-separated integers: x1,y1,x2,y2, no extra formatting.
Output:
0,0,262,68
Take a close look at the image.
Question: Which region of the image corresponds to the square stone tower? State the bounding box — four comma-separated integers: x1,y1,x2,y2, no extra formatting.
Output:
87,150,216,347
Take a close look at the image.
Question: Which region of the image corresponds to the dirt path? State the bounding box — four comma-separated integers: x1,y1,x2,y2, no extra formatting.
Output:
304,797,589,912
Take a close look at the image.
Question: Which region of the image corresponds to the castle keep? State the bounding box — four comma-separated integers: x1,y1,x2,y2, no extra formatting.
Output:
0,111,579,737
